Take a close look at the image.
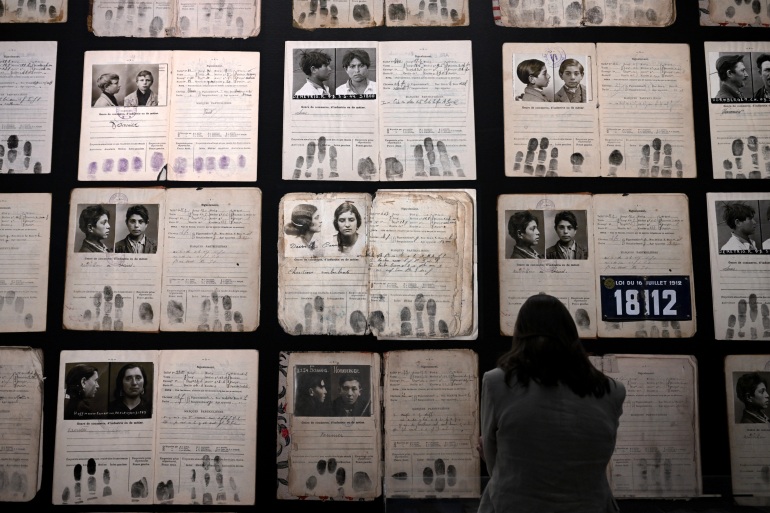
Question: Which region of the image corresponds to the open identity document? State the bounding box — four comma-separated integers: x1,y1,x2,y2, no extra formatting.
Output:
79,50,260,181
0,41,57,175
705,42,770,179
498,193,695,338
0,0,65,21
277,350,480,500
89,0,260,37
0,347,44,502
277,190,476,339
589,354,701,498
292,0,467,28
493,0,674,27
283,40,475,182
701,0,770,25
0,193,51,332
503,43,695,178
53,349,257,506
725,355,770,507
707,193,770,340
63,187,261,332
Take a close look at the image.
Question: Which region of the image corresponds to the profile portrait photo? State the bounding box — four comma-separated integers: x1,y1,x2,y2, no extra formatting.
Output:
91,63,166,108
733,371,770,424
291,47,377,99
715,200,768,254
63,361,154,420
113,204,160,254
283,198,368,258
543,210,589,260
74,203,117,253
513,54,591,103
709,52,770,103
329,366,372,417
504,209,545,259
293,365,333,417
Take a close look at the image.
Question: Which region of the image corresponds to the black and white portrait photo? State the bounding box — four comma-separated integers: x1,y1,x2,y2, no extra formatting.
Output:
74,203,117,253
113,204,159,254
733,371,770,424
293,365,332,417
91,63,166,108
329,365,372,417
504,209,545,259
544,210,589,260
715,200,767,254
513,54,591,103
63,361,154,420
709,52,770,103
291,48,377,98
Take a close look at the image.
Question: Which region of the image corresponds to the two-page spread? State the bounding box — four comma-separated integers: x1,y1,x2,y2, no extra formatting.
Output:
292,0,468,29
0,41,57,175
277,350,480,500
705,42,770,179
707,193,770,340
503,43,695,178
283,40,475,181
53,349,257,506
278,190,476,339
89,0,261,37
499,193,696,338
79,51,260,181
494,0,675,27
63,188,261,332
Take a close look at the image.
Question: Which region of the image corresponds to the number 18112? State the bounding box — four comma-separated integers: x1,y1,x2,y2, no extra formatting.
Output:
613,289,677,316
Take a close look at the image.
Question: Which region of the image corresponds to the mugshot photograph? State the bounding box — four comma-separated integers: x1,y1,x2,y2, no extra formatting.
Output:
293,49,334,97
284,202,323,253
114,204,159,254
711,53,754,101
544,210,589,260
515,58,553,102
123,69,158,107
335,48,377,96
63,363,108,419
294,370,332,417
330,367,372,417
107,363,153,418
74,203,116,253
505,210,544,259
735,372,770,423
92,72,122,107
553,58,588,103
716,201,762,253
332,201,365,255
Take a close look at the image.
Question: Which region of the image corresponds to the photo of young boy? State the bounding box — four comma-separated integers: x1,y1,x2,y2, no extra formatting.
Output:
554,58,587,103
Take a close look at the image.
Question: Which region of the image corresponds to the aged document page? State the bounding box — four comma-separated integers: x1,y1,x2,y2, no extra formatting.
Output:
0,347,43,502
293,0,384,28
593,194,695,338
153,350,257,505
494,0,674,27
160,188,261,332
725,355,770,507
278,193,371,335
597,43,696,178
382,0,468,26
283,41,475,181
378,41,475,181
0,193,51,332
706,193,770,340
705,0,770,25
0,41,57,175
90,0,260,37
704,42,770,180
503,43,599,177
383,349,479,498
79,51,260,181
63,188,166,332
0,0,65,21
54,350,159,505
281,352,382,500
498,194,596,336
594,355,701,498
369,190,475,339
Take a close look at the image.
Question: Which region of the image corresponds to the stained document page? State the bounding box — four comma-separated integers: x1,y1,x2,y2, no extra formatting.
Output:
593,194,696,338
89,0,174,36
282,41,380,182
0,347,43,502
597,43,696,178
0,41,57,175
497,194,596,337
704,42,770,180
383,0,468,26
53,350,159,505
369,190,475,339
706,193,770,340
63,188,166,331
160,188,262,332
167,52,259,181
277,193,371,335
602,355,701,498
725,355,770,507
153,350,257,505
174,0,260,37
379,41,476,181
502,43,599,178
0,0,65,22
705,0,770,25
383,349,479,498
494,0,674,27
79,51,173,181
292,0,384,28
283,352,382,500
0,193,51,332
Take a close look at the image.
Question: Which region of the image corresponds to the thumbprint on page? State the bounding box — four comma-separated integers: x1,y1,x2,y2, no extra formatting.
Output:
397,296,451,337
725,294,769,340
421,458,458,492
0,290,34,330
0,136,42,174
512,138,560,176
156,480,174,502
305,458,347,496
292,137,339,180
412,137,465,177
62,459,112,503
0,469,28,500
722,137,770,179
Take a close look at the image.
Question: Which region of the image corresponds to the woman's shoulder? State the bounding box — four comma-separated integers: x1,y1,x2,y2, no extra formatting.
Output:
483,367,508,388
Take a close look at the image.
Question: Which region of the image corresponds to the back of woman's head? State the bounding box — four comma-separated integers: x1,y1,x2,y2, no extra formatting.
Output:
500,294,609,397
